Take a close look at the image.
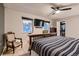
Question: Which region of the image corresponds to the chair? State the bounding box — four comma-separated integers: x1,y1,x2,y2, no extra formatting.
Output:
4,32,23,53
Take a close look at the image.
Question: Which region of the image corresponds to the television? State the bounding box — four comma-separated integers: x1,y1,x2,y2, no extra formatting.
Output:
34,19,44,27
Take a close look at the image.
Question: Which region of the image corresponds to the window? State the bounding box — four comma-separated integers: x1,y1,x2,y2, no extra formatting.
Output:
22,17,33,33
43,21,50,32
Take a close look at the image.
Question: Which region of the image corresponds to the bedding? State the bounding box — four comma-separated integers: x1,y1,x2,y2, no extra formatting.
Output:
32,36,79,56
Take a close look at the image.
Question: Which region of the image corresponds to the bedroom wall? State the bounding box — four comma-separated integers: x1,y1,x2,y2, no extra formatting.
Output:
65,15,79,39
55,15,79,38
56,16,79,38
4,7,49,42
50,19,57,28
0,4,4,55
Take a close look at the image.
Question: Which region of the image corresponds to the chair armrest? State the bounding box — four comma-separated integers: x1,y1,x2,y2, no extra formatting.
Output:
15,38,22,40
15,38,23,43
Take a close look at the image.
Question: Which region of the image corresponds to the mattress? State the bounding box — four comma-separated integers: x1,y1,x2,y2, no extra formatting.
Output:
32,36,79,56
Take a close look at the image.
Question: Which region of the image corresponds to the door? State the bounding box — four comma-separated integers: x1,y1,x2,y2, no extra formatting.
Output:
60,21,65,36
57,21,66,36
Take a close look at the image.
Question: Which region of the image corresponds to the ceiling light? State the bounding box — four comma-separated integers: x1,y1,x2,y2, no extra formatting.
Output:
56,10,60,14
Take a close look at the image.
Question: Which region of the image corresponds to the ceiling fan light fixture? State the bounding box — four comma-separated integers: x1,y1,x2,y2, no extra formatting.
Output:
56,10,60,14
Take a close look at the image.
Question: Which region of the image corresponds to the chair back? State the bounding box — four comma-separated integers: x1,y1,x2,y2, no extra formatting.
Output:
6,32,15,41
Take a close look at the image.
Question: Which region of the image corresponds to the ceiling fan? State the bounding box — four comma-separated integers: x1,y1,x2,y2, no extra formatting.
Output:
48,7,72,17
51,7,72,11
50,6,72,15
47,4,72,18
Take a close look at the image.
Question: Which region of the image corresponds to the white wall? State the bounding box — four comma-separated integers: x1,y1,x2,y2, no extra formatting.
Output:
5,6,79,41
4,7,49,41
65,15,79,38
56,15,79,39
57,21,60,36
50,18,57,28
56,16,79,38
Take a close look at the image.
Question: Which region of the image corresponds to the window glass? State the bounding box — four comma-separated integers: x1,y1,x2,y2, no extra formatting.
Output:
23,19,32,33
43,22,50,31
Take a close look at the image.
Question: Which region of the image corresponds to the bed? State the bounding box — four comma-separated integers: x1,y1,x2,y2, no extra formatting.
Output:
29,33,79,56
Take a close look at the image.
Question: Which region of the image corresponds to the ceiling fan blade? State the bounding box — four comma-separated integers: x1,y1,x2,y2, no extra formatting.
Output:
51,7,59,11
60,8,72,11
51,7,55,10
56,7,60,9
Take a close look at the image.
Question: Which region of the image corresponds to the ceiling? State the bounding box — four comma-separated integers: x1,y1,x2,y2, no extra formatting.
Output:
4,3,79,19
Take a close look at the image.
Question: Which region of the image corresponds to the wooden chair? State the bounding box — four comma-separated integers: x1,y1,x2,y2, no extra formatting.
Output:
4,32,23,53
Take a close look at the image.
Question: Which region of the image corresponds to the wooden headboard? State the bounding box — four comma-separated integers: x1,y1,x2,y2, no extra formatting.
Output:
28,33,57,55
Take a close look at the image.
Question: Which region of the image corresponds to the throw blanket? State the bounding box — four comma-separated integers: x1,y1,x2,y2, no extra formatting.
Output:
32,36,79,56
